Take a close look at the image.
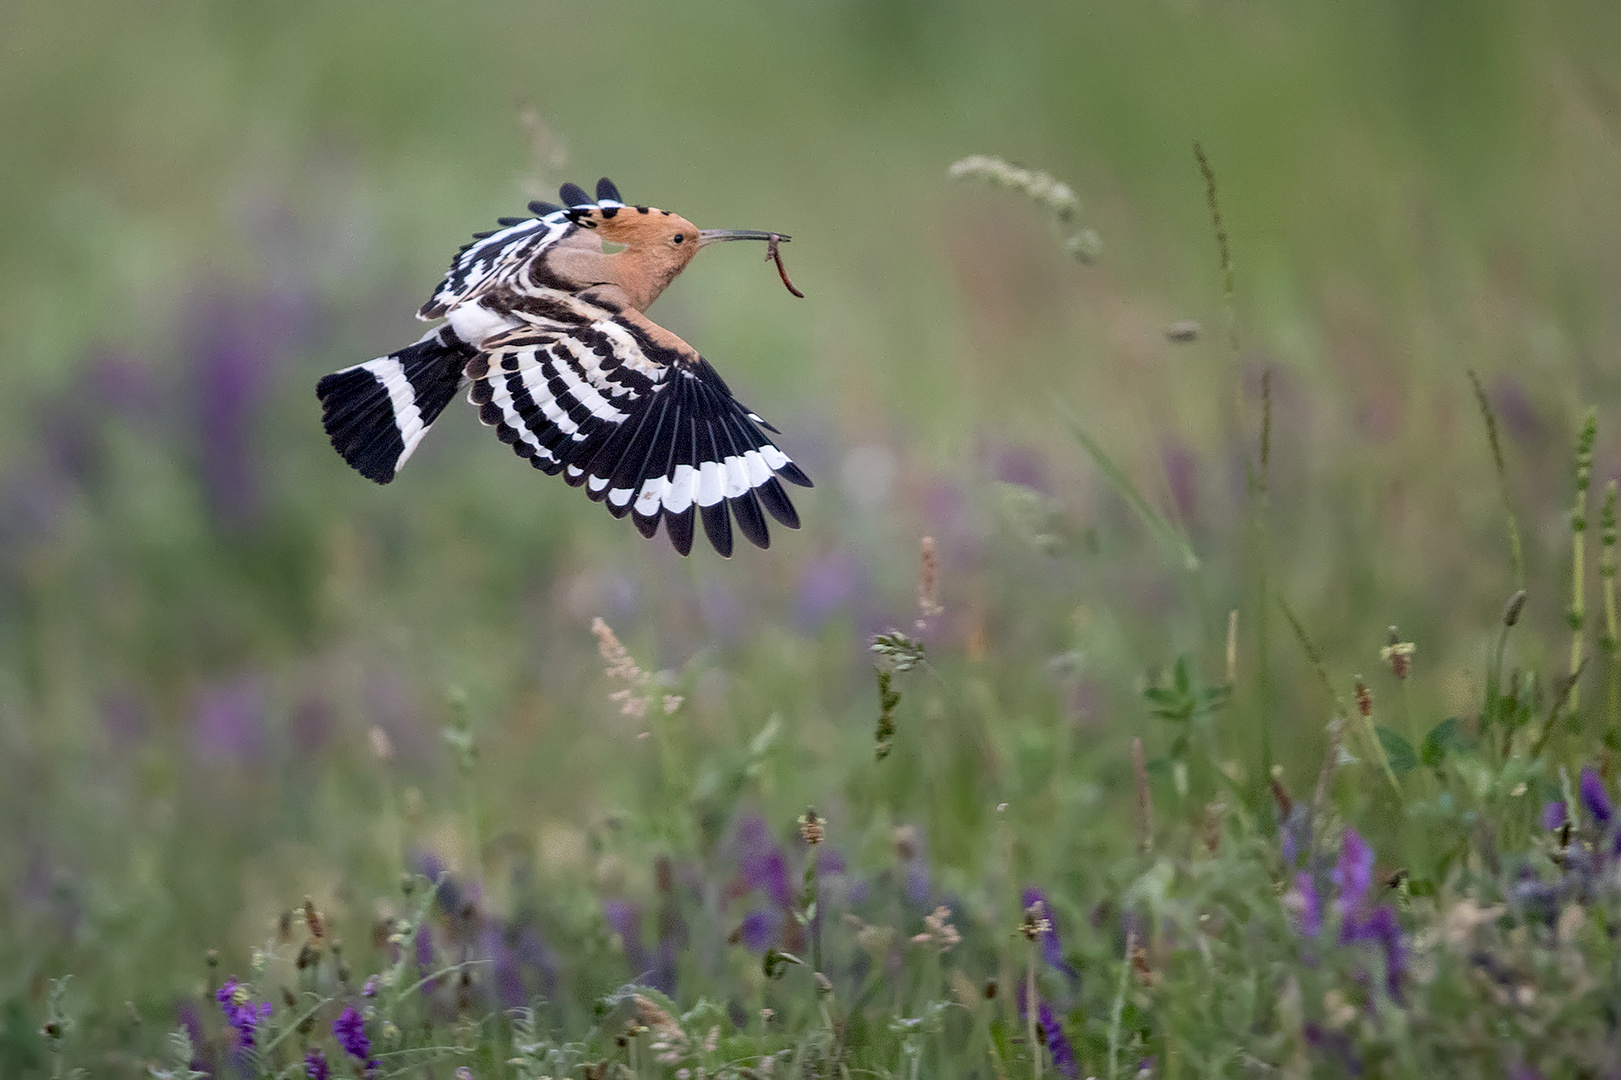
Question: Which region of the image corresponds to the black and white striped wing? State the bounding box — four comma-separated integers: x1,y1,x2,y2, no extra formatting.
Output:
418,179,629,321
466,322,811,557
418,210,574,321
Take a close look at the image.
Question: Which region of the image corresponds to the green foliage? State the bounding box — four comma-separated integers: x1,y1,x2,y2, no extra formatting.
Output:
1375,726,1417,775
5,3,1621,1077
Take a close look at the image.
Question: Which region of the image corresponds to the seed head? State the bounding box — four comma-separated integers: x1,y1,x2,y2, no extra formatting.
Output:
1021,900,1053,941
798,808,824,846
304,897,325,939
1502,589,1528,627
910,905,962,952
1380,628,1414,680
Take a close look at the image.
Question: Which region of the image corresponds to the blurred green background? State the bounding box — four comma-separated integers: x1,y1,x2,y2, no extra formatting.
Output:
3,0,1621,1068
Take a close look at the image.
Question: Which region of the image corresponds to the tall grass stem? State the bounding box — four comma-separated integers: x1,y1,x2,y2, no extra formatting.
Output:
1468,370,1526,591
1569,408,1597,714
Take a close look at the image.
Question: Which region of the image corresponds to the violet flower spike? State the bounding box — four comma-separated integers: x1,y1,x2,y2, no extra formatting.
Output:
1015,983,1079,1079
305,1048,330,1080
215,979,272,1051
1342,905,1406,1002
333,1004,379,1074
1330,829,1373,919
1292,872,1323,938
1579,767,1613,826
1021,886,1081,984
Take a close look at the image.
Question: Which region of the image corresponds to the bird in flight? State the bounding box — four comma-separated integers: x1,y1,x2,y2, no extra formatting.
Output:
317,177,811,557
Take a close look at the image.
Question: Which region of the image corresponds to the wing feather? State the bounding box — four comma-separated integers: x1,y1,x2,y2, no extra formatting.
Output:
460,297,807,555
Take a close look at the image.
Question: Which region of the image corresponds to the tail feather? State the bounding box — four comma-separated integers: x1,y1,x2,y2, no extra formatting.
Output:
317,327,475,483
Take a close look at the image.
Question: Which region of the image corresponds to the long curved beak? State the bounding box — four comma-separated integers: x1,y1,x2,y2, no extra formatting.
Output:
698,229,787,248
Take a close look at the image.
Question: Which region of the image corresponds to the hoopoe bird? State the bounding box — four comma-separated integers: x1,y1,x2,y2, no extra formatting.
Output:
317,178,811,557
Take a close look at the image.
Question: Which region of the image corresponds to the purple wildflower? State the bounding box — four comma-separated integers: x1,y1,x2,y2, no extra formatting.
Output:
1292,872,1323,938
1021,887,1081,984
1289,830,1407,1002
1543,801,1568,831
361,976,378,998
305,1048,330,1080
603,898,649,978
193,676,267,764
905,860,932,906
175,999,209,1078
1330,829,1373,919
1579,767,1613,826
333,1005,377,1074
1303,1023,1363,1075
736,816,792,908
514,923,558,1000
413,851,464,916
1343,905,1406,1002
215,980,272,1051
1015,983,1078,1079
736,909,781,953
1279,802,1311,867
482,923,529,1010
415,924,434,968
186,293,274,528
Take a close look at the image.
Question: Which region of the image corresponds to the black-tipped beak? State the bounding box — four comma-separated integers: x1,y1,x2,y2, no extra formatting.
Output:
698,229,787,248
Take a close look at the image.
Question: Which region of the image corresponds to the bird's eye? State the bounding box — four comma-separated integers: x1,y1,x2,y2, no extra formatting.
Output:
672,233,685,244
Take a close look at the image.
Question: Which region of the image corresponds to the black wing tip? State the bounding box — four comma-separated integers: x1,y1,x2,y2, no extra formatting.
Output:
777,461,814,487
755,476,801,529
528,200,563,216
559,182,592,208
701,501,734,558
731,492,771,550
665,506,696,556
596,177,622,203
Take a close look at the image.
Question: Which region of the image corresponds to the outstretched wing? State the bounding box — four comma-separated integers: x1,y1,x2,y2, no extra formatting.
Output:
464,295,811,557
418,177,626,321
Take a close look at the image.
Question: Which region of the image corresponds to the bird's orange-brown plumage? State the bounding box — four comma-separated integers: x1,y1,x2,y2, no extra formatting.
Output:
544,206,703,312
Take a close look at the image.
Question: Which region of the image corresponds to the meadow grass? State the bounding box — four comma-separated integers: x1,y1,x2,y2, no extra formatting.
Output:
5,3,1621,1077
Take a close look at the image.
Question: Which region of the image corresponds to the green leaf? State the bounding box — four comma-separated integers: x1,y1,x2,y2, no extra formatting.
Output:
1421,717,1464,768
1375,727,1417,774
988,1019,1013,1067
1062,409,1200,572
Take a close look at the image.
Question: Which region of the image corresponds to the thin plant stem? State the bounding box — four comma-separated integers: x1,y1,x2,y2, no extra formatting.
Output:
1026,941,1040,1080
1487,620,1513,756
1570,408,1597,715
1600,480,1619,745
1132,736,1155,856
1107,932,1132,1080
1255,368,1274,807
1468,370,1526,592
808,846,823,977
1194,141,1236,351
1280,598,1401,799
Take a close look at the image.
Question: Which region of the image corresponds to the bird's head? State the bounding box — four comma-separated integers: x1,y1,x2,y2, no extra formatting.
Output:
551,179,787,309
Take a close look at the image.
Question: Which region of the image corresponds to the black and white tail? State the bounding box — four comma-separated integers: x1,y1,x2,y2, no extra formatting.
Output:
317,326,476,483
